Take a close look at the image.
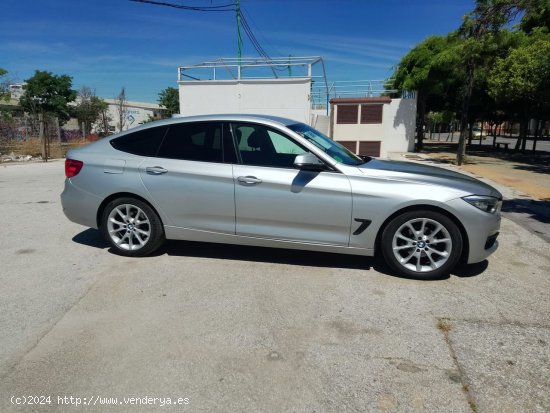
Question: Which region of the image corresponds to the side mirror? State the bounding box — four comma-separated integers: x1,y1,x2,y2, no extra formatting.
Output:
293,153,326,171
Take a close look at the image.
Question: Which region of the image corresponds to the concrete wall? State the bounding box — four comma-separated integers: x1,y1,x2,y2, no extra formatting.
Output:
332,97,417,157
310,112,330,135
178,78,311,124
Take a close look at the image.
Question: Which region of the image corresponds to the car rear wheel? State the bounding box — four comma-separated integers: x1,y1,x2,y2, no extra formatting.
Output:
381,210,462,279
100,197,164,256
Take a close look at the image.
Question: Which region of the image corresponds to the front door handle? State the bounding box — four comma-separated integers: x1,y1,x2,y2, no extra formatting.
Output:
146,166,168,175
237,176,262,185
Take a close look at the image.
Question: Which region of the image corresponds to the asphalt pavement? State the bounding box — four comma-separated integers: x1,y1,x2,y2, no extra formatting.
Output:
0,161,548,413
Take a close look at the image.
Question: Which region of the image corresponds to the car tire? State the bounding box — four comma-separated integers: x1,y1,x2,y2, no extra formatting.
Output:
381,210,462,280
100,197,165,257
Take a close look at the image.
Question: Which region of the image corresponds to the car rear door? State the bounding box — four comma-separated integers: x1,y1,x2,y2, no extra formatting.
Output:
139,121,236,234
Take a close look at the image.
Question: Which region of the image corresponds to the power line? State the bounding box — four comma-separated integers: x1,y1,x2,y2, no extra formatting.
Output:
129,0,286,66
241,6,284,57
129,0,234,12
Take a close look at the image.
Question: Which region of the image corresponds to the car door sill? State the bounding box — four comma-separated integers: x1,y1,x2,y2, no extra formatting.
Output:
164,226,372,256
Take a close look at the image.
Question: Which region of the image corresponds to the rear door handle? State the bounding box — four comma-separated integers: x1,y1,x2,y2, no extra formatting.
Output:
146,166,168,175
237,176,262,185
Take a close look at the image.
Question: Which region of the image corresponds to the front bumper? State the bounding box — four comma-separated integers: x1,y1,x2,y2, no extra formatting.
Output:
446,198,501,264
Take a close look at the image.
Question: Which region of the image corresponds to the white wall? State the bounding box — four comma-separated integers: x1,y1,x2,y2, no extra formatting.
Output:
310,113,330,135
105,103,158,131
179,78,311,124
383,98,416,154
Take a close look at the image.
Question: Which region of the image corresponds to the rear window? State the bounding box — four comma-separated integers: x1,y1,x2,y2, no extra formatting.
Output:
157,122,223,163
110,126,168,156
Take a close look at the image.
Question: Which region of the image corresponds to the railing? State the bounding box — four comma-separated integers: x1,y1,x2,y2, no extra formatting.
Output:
178,56,327,84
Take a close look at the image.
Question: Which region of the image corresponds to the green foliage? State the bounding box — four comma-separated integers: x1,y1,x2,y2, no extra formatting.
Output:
0,68,9,102
158,87,179,116
488,33,550,113
139,114,157,125
391,0,550,156
392,35,457,93
520,0,550,33
19,70,77,124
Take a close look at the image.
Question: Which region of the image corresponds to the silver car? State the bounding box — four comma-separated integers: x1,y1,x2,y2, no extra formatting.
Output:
61,114,501,279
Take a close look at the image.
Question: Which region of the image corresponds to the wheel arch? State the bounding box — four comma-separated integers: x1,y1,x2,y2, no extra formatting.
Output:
96,192,164,229
374,204,470,265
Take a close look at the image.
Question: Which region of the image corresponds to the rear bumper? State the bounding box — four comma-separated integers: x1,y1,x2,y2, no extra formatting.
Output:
60,179,102,229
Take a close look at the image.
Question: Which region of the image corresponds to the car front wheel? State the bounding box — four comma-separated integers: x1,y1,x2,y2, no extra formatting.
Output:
381,210,462,279
100,197,164,256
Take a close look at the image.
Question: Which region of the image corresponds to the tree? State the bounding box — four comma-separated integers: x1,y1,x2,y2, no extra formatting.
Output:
19,70,77,160
115,87,127,132
0,69,13,122
454,0,526,165
96,103,113,137
19,70,77,124
0,68,9,102
520,0,550,33
158,86,179,116
74,87,108,137
391,34,461,150
488,33,550,150
392,36,462,151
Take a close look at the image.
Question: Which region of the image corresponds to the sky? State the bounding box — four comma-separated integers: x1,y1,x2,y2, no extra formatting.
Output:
1,0,476,103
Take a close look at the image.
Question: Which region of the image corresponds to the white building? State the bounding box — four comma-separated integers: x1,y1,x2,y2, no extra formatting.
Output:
102,98,165,132
176,57,417,158
329,95,417,158
178,57,327,124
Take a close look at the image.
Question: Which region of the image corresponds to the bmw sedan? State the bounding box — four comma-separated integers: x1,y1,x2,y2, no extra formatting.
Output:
61,114,501,279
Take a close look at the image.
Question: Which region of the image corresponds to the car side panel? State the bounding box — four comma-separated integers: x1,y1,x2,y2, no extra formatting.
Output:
233,165,352,245
61,149,159,228
347,175,465,250
139,159,235,234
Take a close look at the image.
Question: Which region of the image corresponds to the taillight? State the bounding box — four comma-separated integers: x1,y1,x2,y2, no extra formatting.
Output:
65,159,83,178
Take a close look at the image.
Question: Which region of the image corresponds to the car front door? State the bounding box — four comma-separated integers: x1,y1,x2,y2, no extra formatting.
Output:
231,122,352,246
139,121,236,234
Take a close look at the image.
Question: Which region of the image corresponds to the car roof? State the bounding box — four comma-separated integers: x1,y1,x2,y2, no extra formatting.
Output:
108,114,301,140
172,113,300,125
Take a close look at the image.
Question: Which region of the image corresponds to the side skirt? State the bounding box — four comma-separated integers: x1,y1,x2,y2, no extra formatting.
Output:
164,226,373,257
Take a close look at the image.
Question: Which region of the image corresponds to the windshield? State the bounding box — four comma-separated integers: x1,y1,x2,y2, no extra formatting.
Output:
287,123,367,166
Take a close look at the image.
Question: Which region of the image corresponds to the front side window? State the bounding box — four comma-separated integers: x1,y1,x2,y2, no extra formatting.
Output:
157,122,223,163
287,122,366,166
231,123,308,168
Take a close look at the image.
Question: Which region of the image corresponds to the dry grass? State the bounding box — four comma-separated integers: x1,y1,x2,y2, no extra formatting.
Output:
437,318,452,333
0,138,91,160
18,138,42,157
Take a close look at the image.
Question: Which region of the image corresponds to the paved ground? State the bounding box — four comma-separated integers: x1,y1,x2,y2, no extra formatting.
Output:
0,161,549,413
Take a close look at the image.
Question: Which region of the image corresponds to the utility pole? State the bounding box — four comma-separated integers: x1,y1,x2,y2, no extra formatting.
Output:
288,54,292,77
235,0,242,67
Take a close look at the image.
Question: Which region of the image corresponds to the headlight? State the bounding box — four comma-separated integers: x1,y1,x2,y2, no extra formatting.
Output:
462,195,502,214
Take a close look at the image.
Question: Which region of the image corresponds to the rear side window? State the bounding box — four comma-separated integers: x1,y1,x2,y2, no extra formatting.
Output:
110,126,167,156
157,122,223,163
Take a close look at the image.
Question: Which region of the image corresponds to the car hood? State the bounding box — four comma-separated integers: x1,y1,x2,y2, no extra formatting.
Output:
358,159,502,198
